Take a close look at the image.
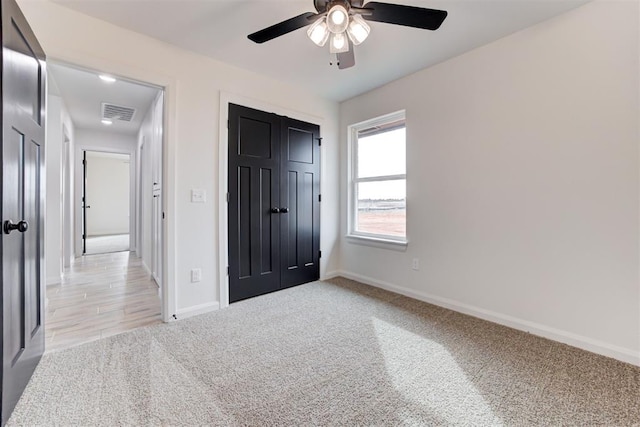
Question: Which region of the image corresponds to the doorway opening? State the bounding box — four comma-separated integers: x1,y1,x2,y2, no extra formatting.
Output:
82,150,132,255
46,61,165,352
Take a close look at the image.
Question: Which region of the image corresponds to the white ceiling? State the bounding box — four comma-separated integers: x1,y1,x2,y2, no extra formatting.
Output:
48,62,161,134
50,0,589,102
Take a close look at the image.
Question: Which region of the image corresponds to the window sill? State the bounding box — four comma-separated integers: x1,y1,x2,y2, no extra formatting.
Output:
345,234,408,251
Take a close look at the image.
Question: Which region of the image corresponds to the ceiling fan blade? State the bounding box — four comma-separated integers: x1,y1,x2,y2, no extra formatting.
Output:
362,2,447,30
248,12,319,44
337,42,355,70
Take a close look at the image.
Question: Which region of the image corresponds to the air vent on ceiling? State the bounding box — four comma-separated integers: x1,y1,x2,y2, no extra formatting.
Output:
102,103,136,122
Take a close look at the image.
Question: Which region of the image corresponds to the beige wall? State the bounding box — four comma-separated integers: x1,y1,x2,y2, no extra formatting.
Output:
339,1,640,365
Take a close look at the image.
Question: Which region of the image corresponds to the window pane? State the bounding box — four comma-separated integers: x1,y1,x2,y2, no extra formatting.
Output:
357,127,406,178
356,180,406,237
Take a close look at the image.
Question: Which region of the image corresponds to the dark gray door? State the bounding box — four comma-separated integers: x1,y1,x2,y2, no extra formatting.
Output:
228,104,320,303
280,117,321,289
228,104,282,302
1,0,46,424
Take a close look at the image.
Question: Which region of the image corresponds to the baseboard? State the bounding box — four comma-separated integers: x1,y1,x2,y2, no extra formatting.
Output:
141,261,152,276
321,270,341,280
46,275,62,286
334,270,640,367
175,301,220,320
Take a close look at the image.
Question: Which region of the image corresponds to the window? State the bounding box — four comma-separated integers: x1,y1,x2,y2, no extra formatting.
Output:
348,111,406,244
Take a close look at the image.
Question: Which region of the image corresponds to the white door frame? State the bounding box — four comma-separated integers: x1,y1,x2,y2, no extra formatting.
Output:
75,147,135,258
51,56,176,323
217,92,326,308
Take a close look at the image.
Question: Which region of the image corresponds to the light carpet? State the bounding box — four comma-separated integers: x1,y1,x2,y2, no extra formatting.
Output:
8,277,640,426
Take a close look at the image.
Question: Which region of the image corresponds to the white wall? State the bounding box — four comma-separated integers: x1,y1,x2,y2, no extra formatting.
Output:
45,93,74,285
45,95,62,285
73,129,137,257
136,91,163,274
339,1,640,365
18,0,341,319
85,153,130,236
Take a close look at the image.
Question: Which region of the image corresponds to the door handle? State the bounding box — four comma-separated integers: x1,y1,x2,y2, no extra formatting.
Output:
4,220,28,234
271,207,280,214
280,207,289,213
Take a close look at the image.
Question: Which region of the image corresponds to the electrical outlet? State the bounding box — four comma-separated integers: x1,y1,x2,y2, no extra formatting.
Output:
191,268,202,283
412,258,420,271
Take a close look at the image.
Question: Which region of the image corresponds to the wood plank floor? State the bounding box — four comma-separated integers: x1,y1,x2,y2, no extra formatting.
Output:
45,251,162,353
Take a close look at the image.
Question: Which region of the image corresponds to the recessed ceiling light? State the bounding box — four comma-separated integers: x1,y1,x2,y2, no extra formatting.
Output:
99,75,116,83
101,119,113,125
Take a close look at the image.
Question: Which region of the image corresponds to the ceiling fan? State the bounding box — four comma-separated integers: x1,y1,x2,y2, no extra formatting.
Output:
248,0,447,70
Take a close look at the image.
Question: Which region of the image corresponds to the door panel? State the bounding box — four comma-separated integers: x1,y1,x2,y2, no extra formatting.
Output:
228,104,281,302
228,104,320,302
5,130,25,366
260,168,274,275
2,0,46,423
25,140,42,338
280,118,320,289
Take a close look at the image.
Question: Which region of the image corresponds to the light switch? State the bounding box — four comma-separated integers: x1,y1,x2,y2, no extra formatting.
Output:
191,189,206,203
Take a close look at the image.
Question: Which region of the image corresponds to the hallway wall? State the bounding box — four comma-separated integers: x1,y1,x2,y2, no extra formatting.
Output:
136,92,163,275
45,92,74,286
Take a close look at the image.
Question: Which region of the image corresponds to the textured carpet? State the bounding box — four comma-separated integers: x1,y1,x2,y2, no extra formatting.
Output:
8,278,640,426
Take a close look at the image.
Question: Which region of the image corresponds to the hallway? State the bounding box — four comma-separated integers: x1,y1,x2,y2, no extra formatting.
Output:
45,252,162,353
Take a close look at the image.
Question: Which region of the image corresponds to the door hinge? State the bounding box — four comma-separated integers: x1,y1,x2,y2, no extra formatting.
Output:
318,194,322,202
319,250,322,259
162,212,165,219
82,159,86,166
226,266,229,276
316,137,323,146
226,192,230,203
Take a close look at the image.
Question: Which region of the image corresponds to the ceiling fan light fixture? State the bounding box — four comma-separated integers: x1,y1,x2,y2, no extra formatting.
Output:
327,5,349,34
347,14,370,45
307,17,330,46
329,32,349,54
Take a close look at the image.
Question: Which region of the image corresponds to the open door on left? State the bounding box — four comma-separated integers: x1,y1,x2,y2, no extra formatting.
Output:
1,0,46,424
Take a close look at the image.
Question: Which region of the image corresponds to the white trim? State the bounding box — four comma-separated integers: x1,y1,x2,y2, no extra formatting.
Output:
48,55,177,324
218,92,326,309
333,270,640,367
321,270,341,280
141,260,152,277
46,275,62,286
347,110,407,244
74,145,136,260
175,301,220,320
345,235,408,251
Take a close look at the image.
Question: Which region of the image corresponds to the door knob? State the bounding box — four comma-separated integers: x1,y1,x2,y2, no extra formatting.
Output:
280,207,289,213
271,207,280,214
4,220,28,234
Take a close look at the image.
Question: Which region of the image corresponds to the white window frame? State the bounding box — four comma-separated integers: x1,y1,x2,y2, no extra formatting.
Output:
347,110,407,247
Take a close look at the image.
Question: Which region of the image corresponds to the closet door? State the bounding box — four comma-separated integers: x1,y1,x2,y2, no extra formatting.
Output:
280,118,321,288
228,104,281,302
228,105,321,302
